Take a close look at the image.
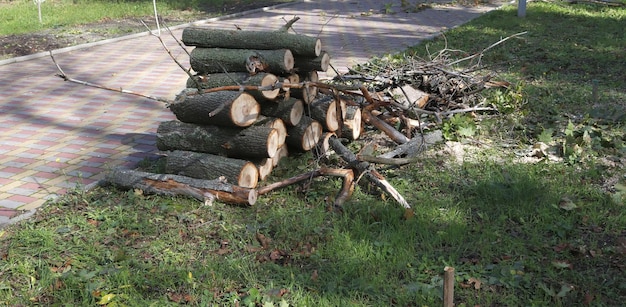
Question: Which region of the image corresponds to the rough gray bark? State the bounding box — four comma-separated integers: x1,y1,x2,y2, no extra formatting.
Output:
169,88,259,127
259,97,304,127
165,150,259,188
187,72,280,101
190,48,294,75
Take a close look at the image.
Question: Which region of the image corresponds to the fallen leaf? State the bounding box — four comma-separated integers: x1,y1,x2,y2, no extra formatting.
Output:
551,260,573,269
558,197,577,211
468,277,482,290
583,292,594,305
97,293,116,305
552,243,570,253
256,233,272,249
403,208,415,220
311,269,318,281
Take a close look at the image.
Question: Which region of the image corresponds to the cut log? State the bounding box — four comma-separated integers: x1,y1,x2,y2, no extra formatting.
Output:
157,120,279,159
104,168,257,205
306,95,346,132
186,72,280,101
165,150,258,188
291,70,319,104
272,145,289,167
341,105,362,140
253,117,287,147
286,116,323,152
182,27,322,57
259,97,304,127
190,48,294,75
294,51,330,72
362,109,409,144
313,132,336,161
328,135,411,210
254,158,274,181
169,88,259,127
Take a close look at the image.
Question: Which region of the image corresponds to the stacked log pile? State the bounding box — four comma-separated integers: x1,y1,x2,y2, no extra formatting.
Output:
150,24,359,205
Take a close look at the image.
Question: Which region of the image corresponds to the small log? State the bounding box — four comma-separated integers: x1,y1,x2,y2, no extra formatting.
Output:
187,72,280,101
190,48,294,75
291,70,319,104
259,97,304,127
182,27,322,57
170,88,259,127
104,168,257,205
306,95,346,132
272,145,289,167
165,150,258,188
257,167,354,207
313,132,336,161
157,121,279,159
341,105,362,141
328,136,411,210
362,109,409,144
286,116,323,152
254,158,274,181
253,117,287,148
294,50,330,72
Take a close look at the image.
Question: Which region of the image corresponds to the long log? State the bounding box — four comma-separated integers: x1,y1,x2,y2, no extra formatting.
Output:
157,120,279,159
170,88,259,127
259,97,304,127
328,136,411,209
182,27,322,57
342,105,362,141
294,51,330,72
286,116,323,152
306,95,346,132
291,70,319,104
190,48,294,75
165,150,259,188
104,168,257,205
362,109,409,144
187,72,280,101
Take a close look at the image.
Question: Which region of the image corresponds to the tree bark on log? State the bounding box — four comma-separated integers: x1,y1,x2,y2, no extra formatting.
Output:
307,95,346,132
165,150,259,188
170,88,260,127
182,27,322,57
259,97,304,127
328,136,411,210
190,48,294,75
379,130,443,159
361,109,409,144
294,51,330,72
104,168,257,205
254,158,274,181
313,132,336,161
342,105,362,141
157,120,279,159
186,72,280,101
272,145,289,167
291,70,318,104
286,116,323,152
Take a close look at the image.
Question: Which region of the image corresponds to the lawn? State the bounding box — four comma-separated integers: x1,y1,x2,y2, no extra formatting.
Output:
0,1,625,306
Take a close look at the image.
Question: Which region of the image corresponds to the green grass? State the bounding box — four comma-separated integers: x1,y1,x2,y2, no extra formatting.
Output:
0,0,267,36
1,1,625,306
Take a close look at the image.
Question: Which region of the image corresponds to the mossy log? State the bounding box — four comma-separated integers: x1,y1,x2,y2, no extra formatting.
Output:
157,120,279,159
187,72,280,101
190,48,294,75
259,97,304,127
286,116,322,152
169,88,259,127
104,168,257,205
182,27,322,57
165,150,258,188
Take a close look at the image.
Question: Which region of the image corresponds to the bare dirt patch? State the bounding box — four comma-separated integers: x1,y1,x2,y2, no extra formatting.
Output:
0,1,288,60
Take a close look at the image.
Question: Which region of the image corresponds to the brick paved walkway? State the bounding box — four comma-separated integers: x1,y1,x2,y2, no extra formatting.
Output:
0,0,501,227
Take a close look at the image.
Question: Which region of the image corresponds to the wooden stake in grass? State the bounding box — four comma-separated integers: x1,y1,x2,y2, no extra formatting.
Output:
443,266,455,307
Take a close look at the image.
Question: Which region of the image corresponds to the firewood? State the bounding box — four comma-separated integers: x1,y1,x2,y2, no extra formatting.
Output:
165,150,259,188
186,72,280,101
182,27,322,57
294,50,330,72
389,84,429,109
169,88,259,127
313,132,336,161
157,121,280,159
253,117,287,148
286,116,323,152
306,95,346,132
254,158,274,181
104,168,257,205
259,97,304,127
328,135,411,210
272,145,289,167
341,105,362,141
190,48,294,75
291,70,319,104
361,109,409,144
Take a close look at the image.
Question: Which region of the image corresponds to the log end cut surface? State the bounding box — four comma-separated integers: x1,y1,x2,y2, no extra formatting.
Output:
232,92,261,127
